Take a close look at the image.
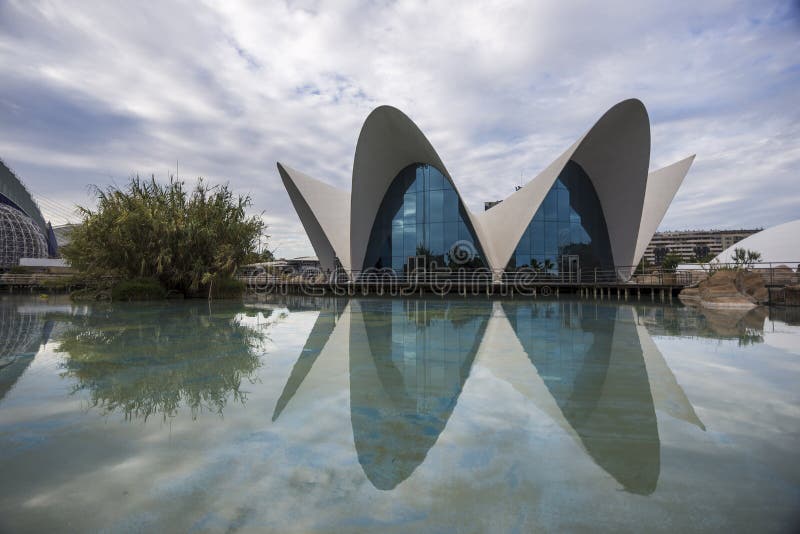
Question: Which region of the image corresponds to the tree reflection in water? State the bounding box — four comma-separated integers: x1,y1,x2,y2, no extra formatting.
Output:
55,302,269,421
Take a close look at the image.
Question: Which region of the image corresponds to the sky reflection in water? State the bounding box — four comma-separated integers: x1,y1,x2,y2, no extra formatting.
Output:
0,295,798,532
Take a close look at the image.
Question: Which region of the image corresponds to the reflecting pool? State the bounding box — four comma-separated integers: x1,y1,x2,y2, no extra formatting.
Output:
0,295,798,532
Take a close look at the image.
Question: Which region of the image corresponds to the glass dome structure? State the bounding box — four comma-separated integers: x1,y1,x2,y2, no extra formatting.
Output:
0,203,48,269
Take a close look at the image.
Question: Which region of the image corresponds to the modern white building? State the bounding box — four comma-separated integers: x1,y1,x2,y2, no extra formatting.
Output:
712,219,800,269
277,99,695,281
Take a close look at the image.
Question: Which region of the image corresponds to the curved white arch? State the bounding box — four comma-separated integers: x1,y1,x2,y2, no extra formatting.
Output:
473,99,652,276
349,106,491,275
633,155,696,267
277,163,350,272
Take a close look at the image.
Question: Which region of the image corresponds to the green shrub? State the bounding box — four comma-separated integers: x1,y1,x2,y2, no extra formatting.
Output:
732,247,762,269
61,175,266,296
111,278,167,301
661,253,683,273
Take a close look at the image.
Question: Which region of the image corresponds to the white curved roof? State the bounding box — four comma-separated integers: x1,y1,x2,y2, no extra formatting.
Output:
277,163,350,271
474,99,654,278
277,100,695,278
713,219,800,268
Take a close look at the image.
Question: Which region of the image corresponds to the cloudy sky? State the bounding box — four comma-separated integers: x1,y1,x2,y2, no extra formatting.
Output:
1,0,798,259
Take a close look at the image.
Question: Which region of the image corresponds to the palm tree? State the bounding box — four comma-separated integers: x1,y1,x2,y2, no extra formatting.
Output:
732,247,762,269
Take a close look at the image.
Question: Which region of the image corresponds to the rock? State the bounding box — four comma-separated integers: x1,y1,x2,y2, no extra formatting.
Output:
679,269,769,309
697,306,767,338
735,270,769,303
677,285,701,304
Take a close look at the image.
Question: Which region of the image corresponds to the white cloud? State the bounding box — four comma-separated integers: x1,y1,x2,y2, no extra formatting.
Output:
0,0,798,255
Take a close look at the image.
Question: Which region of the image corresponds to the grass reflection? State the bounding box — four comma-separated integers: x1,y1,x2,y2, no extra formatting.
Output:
55,303,269,421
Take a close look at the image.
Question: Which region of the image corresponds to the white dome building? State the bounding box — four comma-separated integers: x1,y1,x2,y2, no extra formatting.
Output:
713,219,800,269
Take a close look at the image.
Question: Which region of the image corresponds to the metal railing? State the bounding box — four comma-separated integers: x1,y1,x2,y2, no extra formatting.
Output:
663,261,800,287
0,273,75,286
237,261,799,295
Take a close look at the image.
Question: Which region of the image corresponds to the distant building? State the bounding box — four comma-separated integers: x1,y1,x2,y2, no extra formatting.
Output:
1,160,58,270
0,205,47,270
241,256,321,276
484,200,502,211
52,223,77,249
644,229,760,264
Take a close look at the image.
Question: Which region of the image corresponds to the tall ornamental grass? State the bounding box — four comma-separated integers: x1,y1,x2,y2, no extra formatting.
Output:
62,176,265,297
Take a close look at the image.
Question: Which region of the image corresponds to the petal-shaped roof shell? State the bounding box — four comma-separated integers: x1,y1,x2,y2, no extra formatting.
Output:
277,100,694,279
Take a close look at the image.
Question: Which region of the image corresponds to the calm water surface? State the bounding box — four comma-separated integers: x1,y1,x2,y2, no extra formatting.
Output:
0,295,798,532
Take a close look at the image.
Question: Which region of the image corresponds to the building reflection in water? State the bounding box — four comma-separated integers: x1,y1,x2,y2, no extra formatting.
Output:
349,299,493,490
503,301,659,494
275,298,714,494
2,295,747,494
272,300,346,421
0,298,58,401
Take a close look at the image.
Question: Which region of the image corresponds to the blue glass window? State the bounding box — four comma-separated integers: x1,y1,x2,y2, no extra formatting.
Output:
544,190,558,220
532,221,545,255
429,190,444,223
363,164,486,272
506,160,613,274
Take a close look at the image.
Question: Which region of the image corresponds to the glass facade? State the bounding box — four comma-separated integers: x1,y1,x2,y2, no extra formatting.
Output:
0,204,48,270
363,164,485,272
507,160,613,274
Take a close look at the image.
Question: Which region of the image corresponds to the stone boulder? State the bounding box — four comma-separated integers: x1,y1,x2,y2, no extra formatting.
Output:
679,269,768,309
737,270,769,303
